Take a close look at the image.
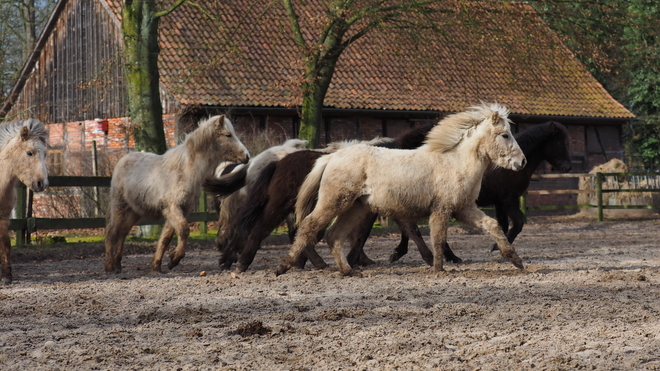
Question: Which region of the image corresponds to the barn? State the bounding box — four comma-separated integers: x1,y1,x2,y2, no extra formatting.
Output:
0,0,634,209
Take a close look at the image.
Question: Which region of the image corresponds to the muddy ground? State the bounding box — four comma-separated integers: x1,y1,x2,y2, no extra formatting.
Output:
1,216,660,370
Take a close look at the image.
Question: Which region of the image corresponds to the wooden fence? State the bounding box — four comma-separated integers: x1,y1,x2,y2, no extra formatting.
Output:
10,176,217,245
523,172,660,222
9,172,660,245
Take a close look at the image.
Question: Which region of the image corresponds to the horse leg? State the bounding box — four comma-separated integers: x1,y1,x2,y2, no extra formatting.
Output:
276,200,351,276
286,213,296,244
302,227,329,269
389,223,410,263
396,220,463,265
324,202,373,275
503,201,525,245
104,204,140,273
0,220,12,284
325,208,368,276
330,208,376,268
215,226,237,270
151,222,175,273
353,214,378,267
455,206,523,269
490,204,510,252
428,213,450,272
164,209,190,271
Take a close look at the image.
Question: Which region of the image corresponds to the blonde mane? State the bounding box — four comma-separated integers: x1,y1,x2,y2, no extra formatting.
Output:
425,103,510,152
163,115,226,167
0,119,48,149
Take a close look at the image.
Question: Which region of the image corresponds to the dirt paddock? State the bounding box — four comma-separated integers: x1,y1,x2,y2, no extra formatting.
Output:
2,216,660,370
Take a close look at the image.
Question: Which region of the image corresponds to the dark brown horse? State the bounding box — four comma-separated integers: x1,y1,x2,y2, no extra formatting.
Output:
389,121,572,262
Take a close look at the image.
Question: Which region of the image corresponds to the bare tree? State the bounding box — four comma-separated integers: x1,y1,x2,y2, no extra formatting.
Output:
282,0,442,148
0,0,53,100
121,0,187,154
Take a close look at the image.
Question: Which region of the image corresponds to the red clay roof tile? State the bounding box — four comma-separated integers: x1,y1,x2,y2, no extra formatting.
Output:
105,0,632,119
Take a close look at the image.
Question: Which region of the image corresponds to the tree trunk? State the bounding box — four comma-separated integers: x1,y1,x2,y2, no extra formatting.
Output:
298,36,344,148
121,0,167,154
19,0,36,61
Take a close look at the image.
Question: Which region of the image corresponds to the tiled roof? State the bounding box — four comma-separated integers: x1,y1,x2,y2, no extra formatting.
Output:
103,0,633,119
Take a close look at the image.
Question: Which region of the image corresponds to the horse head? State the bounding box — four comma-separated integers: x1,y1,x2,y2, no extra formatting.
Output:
13,120,49,192
482,104,526,171
543,122,572,173
211,115,250,164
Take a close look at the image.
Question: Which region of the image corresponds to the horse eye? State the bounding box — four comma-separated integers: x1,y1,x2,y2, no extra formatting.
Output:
502,134,509,139
225,133,232,138
26,150,33,157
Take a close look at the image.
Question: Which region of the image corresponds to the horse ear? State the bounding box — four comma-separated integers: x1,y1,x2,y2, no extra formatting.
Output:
20,126,30,141
491,112,501,126
214,115,226,129
549,121,557,130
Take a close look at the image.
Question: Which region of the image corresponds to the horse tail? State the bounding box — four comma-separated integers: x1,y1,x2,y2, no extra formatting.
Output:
295,154,331,225
238,161,277,232
203,164,248,198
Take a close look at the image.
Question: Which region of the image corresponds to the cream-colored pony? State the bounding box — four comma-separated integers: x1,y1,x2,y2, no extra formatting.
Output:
104,115,250,273
277,103,527,276
0,119,48,284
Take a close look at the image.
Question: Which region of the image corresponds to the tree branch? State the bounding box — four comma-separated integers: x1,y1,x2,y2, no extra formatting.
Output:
154,0,186,18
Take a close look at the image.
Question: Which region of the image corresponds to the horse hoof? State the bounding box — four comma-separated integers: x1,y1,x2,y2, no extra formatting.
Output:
235,264,248,273
389,252,402,263
359,257,376,267
490,244,500,252
511,259,524,270
2,277,11,285
503,252,524,270
448,256,464,265
344,270,363,278
275,264,290,276
104,264,122,274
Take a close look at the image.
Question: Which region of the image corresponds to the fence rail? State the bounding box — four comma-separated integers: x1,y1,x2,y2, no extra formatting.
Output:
10,176,216,245
523,172,660,221
9,172,660,245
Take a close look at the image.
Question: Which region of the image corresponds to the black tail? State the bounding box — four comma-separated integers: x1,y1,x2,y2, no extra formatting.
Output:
238,161,277,233
203,164,248,198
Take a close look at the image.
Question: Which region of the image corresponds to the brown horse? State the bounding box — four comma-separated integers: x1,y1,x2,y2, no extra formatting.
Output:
204,139,309,270
0,119,49,284
104,115,249,273
279,103,527,276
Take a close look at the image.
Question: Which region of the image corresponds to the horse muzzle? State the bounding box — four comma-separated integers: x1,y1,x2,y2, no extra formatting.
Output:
32,179,49,192
512,157,527,171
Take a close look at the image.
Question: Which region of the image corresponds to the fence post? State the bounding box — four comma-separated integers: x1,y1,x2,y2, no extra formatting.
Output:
520,192,527,224
92,140,99,217
596,172,603,222
199,191,207,235
15,185,27,246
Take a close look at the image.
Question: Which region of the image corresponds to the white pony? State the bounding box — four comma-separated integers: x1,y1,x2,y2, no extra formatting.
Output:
104,115,250,273
0,119,48,284
277,103,527,276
